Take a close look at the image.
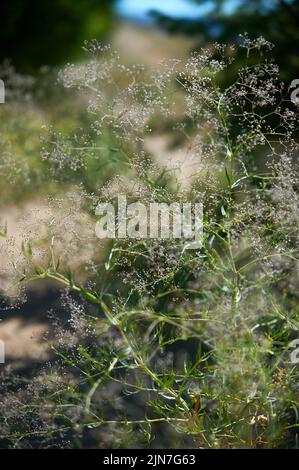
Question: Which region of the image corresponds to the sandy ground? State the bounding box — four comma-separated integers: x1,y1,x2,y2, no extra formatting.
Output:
0,318,49,370
0,200,48,370
113,21,194,65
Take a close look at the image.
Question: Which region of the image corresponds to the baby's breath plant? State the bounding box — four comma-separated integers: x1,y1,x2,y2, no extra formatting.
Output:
0,36,299,448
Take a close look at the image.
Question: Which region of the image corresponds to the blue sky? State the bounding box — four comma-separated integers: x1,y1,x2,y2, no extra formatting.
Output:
116,0,240,22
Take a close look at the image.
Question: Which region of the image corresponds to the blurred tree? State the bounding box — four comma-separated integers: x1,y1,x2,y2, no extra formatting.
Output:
151,0,299,79
1,0,115,72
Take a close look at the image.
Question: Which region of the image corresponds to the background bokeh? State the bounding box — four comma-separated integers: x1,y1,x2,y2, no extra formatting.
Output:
1,0,298,78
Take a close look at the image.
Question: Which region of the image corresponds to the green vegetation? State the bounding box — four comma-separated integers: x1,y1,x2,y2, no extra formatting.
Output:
0,38,299,449
1,0,115,71
152,0,299,80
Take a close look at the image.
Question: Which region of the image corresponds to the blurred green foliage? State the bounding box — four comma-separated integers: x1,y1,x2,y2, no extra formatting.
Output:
0,68,125,206
2,0,115,71
151,0,299,79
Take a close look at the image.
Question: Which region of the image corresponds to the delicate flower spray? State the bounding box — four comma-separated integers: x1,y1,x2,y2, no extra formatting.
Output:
0,36,299,448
